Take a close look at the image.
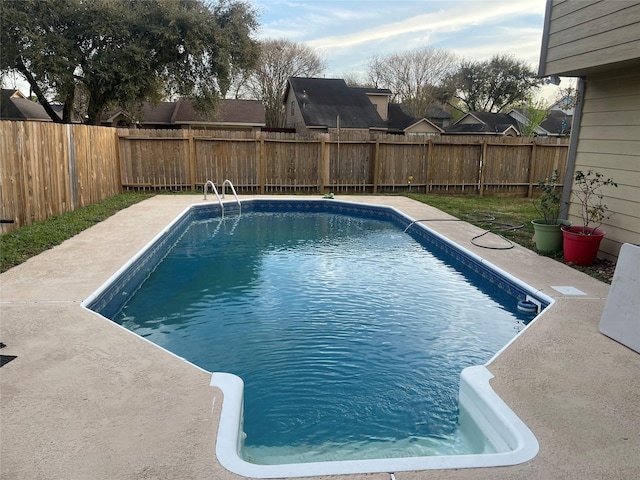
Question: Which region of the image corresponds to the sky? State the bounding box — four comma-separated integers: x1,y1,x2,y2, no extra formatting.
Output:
3,0,566,102
251,0,565,100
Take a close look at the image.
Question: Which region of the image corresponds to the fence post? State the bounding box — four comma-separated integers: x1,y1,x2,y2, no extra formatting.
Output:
318,134,327,192
320,133,330,191
184,129,196,190
114,128,123,194
424,138,433,194
66,124,78,210
372,138,380,193
527,139,538,198
479,140,488,197
259,133,266,194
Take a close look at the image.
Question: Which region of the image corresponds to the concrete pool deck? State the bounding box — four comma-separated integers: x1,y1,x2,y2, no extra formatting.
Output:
1,194,638,480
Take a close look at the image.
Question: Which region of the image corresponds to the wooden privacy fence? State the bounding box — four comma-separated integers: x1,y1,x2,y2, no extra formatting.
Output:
1,121,569,232
1,121,121,231
118,129,569,197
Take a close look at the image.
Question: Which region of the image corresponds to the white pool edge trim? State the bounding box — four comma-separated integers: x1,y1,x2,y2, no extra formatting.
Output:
81,197,543,477
210,365,539,478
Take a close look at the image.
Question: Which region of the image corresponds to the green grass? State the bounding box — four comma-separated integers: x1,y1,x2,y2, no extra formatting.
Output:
1,191,614,283
406,193,614,283
406,193,539,250
1,192,154,272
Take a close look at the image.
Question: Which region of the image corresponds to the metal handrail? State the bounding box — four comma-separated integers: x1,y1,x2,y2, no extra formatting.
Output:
203,180,224,216
222,179,241,214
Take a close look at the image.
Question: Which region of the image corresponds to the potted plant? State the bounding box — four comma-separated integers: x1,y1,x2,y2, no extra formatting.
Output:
531,169,570,253
562,170,618,266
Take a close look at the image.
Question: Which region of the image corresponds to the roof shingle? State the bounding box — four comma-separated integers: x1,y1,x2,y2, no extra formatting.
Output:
287,77,387,129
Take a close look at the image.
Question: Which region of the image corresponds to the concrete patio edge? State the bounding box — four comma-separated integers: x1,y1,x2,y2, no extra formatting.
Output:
1,195,638,480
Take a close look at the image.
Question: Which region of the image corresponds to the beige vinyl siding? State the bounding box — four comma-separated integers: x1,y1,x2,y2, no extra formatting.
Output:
405,121,442,135
366,95,389,121
568,65,640,260
283,89,308,131
458,115,479,125
543,0,640,75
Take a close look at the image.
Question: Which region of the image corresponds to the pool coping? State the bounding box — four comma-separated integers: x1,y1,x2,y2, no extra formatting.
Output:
83,198,544,477
1,195,639,480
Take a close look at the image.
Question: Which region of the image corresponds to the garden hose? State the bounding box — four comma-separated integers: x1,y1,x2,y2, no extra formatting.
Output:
404,212,524,250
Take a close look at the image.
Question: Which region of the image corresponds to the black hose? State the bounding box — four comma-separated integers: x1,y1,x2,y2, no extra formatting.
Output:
404,212,524,250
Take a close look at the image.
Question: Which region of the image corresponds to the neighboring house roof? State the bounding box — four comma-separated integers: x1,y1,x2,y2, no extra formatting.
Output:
423,104,452,121
102,98,266,128
508,108,571,136
541,110,572,136
351,86,393,96
285,77,387,130
102,108,132,125
0,89,56,122
445,111,521,136
387,103,443,134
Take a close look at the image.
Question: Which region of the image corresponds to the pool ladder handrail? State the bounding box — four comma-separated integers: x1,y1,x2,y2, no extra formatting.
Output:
203,180,225,216
221,179,241,214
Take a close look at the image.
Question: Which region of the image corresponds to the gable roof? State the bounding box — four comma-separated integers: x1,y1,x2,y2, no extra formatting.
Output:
0,89,56,122
387,103,419,131
423,104,452,120
507,108,571,136
445,111,521,135
540,109,572,136
285,77,387,130
351,86,393,96
138,98,265,127
387,103,444,133
102,98,265,128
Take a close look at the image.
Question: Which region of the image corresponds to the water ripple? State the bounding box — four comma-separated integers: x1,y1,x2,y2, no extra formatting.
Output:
114,211,525,461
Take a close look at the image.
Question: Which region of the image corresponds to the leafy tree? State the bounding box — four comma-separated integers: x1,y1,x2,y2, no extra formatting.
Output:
234,39,325,128
519,97,549,137
366,48,457,117
1,0,259,124
443,54,542,113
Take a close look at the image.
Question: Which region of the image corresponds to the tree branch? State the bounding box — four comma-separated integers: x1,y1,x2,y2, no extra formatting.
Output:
16,57,63,123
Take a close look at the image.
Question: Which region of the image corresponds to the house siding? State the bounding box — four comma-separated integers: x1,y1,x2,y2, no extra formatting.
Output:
541,0,640,76
284,89,309,132
457,115,478,125
365,95,389,121
405,122,441,135
568,65,640,260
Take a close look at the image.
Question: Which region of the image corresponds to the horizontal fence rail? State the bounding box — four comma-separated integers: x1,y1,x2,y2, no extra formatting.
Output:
1,121,569,232
117,128,569,197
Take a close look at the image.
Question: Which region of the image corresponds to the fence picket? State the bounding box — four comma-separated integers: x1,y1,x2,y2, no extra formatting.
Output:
1,121,569,232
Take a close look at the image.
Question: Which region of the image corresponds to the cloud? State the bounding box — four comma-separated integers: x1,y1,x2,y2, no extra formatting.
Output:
251,0,548,80
305,0,544,50
255,0,381,40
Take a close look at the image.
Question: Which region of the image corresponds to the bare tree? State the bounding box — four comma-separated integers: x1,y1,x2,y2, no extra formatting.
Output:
367,48,457,117
239,39,325,128
341,72,373,88
553,79,579,112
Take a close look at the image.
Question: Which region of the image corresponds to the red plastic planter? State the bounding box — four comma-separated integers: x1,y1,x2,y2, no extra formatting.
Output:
561,226,605,266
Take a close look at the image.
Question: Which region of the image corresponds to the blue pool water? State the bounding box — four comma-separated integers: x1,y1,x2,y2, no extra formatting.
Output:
111,207,535,464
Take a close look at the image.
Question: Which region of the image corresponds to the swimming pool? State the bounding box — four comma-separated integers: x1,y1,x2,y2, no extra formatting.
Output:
84,198,545,478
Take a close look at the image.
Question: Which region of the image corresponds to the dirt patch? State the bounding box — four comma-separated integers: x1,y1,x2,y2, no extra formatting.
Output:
585,258,617,284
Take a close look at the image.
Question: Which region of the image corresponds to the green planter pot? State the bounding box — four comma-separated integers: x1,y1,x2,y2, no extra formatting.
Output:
531,219,572,253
